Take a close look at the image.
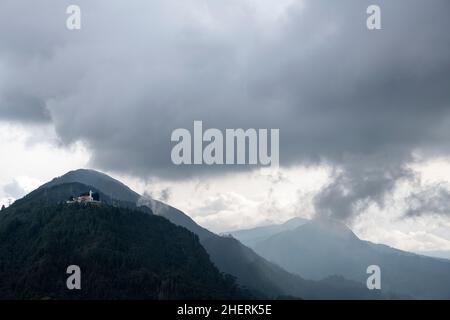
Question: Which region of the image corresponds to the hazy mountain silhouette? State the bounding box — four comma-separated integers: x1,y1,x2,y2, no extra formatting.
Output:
36,169,386,299
227,217,309,247
232,218,450,299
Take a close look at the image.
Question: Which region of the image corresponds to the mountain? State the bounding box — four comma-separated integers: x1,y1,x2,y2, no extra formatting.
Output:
234,218,450,299
415,250,450,261
36,169,384,299
21,180,151,215
227,217,309,247
41,169,141,204
0,183,246,299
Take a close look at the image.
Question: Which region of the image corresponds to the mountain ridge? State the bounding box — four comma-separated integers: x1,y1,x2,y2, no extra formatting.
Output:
0,189,247,299
31,168,387,299
232,217,450,299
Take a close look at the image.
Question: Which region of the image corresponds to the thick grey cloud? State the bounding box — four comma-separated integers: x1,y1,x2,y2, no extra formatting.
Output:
405,184,450,217
0,92,50,123
314,155,415,222
1,0,450,219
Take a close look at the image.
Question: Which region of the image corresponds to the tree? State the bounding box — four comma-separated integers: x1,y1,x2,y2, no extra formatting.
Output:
1,205,5,211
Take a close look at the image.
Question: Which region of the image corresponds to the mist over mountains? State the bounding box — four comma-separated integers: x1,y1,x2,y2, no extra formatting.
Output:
1,0,450,305
230,218,450,299
1,169,448,299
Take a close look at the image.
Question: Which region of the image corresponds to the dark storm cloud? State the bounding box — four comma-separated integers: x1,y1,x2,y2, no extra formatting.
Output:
405,184,450,217
1,0,450,219
314,155,415,222
0,92,51,123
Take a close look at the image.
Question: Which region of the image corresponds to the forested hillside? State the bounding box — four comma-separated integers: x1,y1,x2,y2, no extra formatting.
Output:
0,198,247,299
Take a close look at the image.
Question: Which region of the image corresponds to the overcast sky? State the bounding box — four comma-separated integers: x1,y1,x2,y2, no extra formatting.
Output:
1,0,450,254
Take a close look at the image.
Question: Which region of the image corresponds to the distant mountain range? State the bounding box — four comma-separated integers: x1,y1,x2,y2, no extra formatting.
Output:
5,168,447,299
229,218,450,299
0,169,390,299
227,217,309,247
